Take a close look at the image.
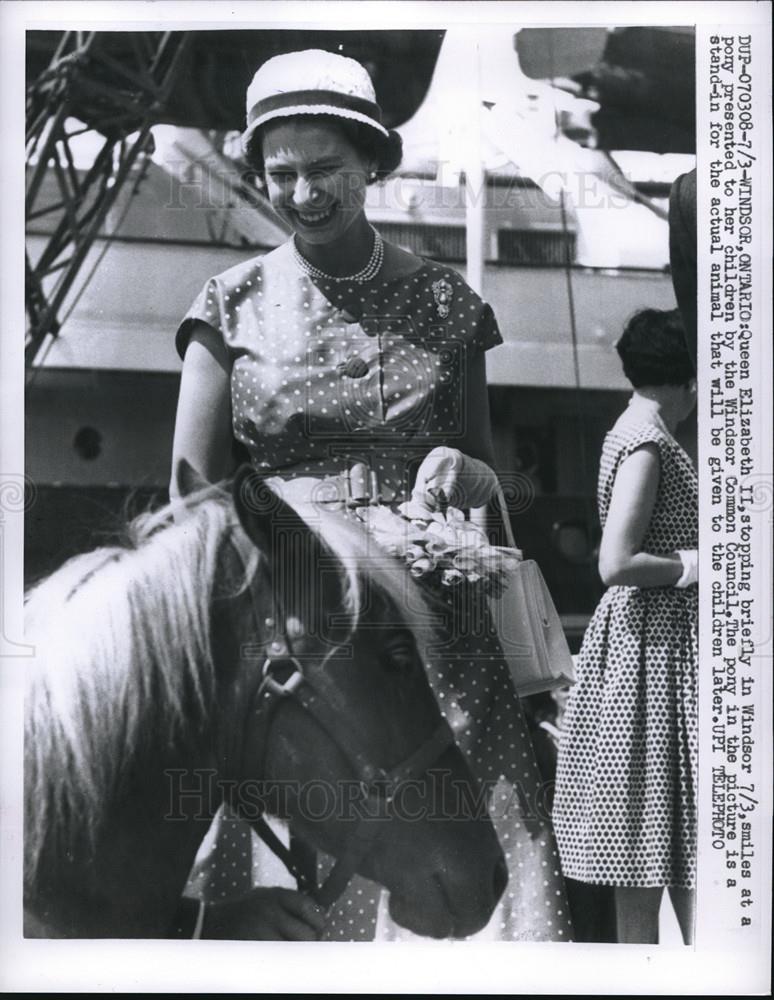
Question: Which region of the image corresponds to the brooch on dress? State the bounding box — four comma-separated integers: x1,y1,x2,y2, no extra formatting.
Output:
432,278,453,319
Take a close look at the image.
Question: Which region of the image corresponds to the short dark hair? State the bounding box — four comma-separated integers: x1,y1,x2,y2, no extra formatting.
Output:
244,115,403,184
616,309,695,387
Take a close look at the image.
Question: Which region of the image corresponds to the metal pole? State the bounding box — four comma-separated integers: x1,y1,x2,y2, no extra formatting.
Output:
464,38,485,296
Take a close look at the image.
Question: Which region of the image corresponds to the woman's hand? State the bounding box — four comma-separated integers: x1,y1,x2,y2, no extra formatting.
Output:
412,446,498,512
203,887,327,941
674,549,698,587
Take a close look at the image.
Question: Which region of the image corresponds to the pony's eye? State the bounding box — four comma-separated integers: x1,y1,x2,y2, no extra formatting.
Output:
384,635,416,674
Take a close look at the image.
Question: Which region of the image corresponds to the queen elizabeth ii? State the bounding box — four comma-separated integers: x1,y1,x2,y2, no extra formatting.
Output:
172,47,572,942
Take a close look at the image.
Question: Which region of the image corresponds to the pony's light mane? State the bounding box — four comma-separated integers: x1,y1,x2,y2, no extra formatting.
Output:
24,487,252,885
24,481,438,892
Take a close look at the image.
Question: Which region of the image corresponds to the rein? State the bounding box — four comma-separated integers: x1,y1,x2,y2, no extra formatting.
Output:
226,534,454,910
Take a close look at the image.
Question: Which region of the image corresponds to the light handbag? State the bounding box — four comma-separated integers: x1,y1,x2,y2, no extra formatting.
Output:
488,485,576,697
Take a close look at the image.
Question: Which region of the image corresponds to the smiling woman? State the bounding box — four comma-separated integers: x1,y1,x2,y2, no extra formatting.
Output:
242,48,402,275
261,119,377,265
170,47,574,943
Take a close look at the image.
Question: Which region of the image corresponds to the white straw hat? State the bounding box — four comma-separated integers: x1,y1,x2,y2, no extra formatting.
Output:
242,48,389,153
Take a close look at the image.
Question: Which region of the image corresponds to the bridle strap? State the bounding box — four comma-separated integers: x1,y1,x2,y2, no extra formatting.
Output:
250,815,387,909
250,816,317,896
282,662,454,789
227,544,455,911
250,817,385,910
244,645,455,795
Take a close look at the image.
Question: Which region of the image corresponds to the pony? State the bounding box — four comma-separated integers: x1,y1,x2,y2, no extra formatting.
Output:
24,463,506,938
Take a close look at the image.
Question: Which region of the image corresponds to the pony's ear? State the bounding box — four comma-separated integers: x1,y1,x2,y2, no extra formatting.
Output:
173,458,212,498
232,465,316,555
233,466,347,637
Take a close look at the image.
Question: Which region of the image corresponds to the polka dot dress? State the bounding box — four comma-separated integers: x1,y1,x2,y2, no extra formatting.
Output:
553,414,698,890
176,240,501,502
178,239,573,941
369,586,572,942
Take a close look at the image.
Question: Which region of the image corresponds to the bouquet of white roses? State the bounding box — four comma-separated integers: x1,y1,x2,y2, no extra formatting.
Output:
355,500,521,597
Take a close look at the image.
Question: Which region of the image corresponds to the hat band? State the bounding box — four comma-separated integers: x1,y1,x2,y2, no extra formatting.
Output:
247,89,383,129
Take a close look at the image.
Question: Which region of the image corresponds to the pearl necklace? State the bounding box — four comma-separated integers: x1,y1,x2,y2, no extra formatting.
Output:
293,227,384,284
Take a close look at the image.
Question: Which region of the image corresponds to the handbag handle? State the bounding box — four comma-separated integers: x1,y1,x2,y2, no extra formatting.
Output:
494,483,519,550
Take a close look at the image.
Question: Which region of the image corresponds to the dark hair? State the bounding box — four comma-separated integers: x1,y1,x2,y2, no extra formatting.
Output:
616,308,695,388
244,115,403,184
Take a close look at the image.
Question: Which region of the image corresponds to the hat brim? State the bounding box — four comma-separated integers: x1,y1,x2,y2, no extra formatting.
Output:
241,105,389,154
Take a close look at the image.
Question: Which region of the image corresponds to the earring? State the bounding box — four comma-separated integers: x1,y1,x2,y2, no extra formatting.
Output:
368,170,377,181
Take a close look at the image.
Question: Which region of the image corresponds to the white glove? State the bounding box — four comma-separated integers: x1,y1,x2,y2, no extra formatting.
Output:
412,446,498,511
675,549,698,587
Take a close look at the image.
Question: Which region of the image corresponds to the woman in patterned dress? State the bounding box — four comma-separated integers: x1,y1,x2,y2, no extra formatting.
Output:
170,48,572,942
553,309,698,944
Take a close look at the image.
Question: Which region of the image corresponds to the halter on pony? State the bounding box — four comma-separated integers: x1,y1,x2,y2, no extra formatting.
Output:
25,463,506,938
223,467,455,909
238,601,453,908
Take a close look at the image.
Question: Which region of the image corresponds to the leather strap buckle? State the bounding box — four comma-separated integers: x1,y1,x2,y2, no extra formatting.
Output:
261,655,304,696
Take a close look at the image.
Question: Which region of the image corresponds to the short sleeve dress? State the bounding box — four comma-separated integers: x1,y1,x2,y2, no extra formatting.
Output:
552,414,698,890
175,240,501,499
179,239,574,942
